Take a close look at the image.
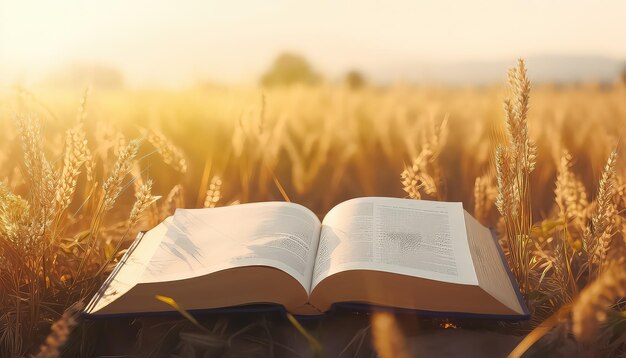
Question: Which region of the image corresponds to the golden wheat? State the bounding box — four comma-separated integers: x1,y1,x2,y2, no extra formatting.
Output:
473,174,497,224
55,124,88,213
140,127,188,173
554,150,588,230
496,59,536,294
585,150,619,271
128,179,159,229
203,175,222,208
400,116,447,201
1,58,626,355
102,139,140,211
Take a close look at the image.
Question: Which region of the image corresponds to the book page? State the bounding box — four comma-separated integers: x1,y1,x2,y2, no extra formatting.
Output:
140,202,321,291
312,197,478,289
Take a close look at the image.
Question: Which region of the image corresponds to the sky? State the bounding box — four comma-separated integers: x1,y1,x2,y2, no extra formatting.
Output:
1,0,625,87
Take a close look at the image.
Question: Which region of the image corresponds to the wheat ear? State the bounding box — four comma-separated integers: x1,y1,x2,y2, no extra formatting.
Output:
140,127,188,173
128,179,160,229
585,149,618,269
203,176,222,208
473,174,497,223
102,140,140,211
55,124,88,212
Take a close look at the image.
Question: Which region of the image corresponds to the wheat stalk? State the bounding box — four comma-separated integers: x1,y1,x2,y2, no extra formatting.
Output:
496,59,535,293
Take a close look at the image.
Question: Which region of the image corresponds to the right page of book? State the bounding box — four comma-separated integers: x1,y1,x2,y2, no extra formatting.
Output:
311,197,478,290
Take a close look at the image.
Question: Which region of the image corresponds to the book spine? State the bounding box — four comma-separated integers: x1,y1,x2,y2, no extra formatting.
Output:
83,231,147,315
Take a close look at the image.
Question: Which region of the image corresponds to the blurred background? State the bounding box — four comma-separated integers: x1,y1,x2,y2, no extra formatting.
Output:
2,0,626,90
2,0,626,217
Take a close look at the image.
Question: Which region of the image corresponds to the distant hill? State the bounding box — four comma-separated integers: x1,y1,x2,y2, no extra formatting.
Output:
371,55,625,85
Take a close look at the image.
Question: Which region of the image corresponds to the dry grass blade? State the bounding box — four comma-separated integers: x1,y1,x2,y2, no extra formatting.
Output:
286,313,322,355
155,295,208,333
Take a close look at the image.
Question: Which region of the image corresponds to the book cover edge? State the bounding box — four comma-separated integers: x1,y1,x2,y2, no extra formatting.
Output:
488,228,531,318
82,231,148,316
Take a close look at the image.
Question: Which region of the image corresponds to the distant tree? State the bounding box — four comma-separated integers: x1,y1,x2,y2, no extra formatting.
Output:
45,64,125,90
261,53,321,87
344,70,366,89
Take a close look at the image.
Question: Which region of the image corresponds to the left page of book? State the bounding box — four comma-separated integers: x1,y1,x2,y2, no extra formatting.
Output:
140,201,322,292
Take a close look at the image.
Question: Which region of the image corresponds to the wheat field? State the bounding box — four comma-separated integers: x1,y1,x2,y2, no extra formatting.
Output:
1,60,626,356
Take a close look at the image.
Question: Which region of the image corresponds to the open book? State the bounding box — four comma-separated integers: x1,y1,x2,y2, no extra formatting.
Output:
85,197,529,319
